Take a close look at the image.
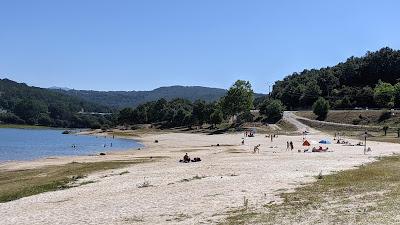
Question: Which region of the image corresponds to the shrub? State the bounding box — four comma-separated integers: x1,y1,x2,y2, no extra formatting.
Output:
312,97,330,120
378,111,392,122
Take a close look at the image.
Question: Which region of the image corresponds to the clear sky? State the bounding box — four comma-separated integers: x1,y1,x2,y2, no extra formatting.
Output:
1,0,400,93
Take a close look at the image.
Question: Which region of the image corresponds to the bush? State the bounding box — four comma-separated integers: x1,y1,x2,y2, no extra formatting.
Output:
378,111,392,122
312,97,330,120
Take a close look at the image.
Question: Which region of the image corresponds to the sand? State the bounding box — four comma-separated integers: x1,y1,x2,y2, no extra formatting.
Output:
1,129,400,224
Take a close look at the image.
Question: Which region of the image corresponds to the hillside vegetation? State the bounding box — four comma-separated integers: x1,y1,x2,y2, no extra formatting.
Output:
0,79,113,128
271,47,400,110
52,86,229,109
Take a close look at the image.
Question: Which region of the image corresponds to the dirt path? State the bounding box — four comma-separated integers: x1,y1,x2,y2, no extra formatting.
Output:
283,111,319,134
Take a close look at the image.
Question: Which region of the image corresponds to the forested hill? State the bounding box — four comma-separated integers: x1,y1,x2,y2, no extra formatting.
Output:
271,47,400,110
51,86,229,109
0,79,112,128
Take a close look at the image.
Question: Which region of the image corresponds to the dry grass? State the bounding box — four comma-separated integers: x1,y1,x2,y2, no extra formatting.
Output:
221,155,400,225
296,110,400,127
276,119,298,133
0,158,157,202
297,118,400,144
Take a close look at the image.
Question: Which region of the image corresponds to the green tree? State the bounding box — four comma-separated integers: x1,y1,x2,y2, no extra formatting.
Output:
192,100,207,125
260,99,285,123
221,80,254,117
14,100,47,125
300,80,322,106
237,111,254,123
374,81,395,108
135,105,148,124
313,97,330,120
118,108,134,125
210,108,223,127
172,108,189,127
394,82,400,108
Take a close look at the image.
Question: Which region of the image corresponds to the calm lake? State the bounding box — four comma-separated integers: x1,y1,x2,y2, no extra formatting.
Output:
0,128,142,162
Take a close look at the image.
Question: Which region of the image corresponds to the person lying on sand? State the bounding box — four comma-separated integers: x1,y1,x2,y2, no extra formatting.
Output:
312,146,329,152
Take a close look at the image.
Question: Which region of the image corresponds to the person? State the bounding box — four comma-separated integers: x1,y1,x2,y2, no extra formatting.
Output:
253,144,260,153
110,142,113,147
290,141,294,151
183,153,190,162
270,135,273,142
286,141,290,151
242,139,245,145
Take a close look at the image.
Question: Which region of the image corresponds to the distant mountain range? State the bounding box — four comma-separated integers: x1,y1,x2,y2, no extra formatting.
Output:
50,86,230,109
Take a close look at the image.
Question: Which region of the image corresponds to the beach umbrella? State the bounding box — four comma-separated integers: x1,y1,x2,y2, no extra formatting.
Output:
319,139,331,144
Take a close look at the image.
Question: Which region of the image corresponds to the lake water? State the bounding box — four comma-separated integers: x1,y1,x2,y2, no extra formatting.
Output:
0,128,142,162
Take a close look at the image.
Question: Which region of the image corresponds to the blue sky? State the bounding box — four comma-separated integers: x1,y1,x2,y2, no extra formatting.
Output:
1,0,400,93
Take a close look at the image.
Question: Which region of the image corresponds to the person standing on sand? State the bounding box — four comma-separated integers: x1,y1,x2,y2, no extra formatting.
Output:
286,141,290,151
290,141,294,151
271,135,273,142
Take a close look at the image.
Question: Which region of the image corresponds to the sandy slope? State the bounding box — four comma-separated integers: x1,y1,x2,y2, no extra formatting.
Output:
1,131,400,225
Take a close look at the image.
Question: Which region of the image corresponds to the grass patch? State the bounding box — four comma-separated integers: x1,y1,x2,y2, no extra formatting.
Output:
0,124,53,129
221,155,400,224
0,158,157,202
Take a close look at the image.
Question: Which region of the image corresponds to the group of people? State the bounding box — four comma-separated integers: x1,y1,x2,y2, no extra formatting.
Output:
244,130,255,137
266,134,278,142
286,141,294,151
179,153,201,163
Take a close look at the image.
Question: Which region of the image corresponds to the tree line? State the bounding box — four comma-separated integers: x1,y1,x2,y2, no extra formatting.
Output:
0,79,114,128
271,47,400,110
118,80,284,128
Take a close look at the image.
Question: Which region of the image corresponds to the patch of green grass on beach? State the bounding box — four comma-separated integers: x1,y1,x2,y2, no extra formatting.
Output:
0,124,52,129
221,155,400,225
0,158,159,202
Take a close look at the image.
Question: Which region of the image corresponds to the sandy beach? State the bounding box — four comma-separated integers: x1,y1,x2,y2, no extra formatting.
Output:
1,129,400,225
